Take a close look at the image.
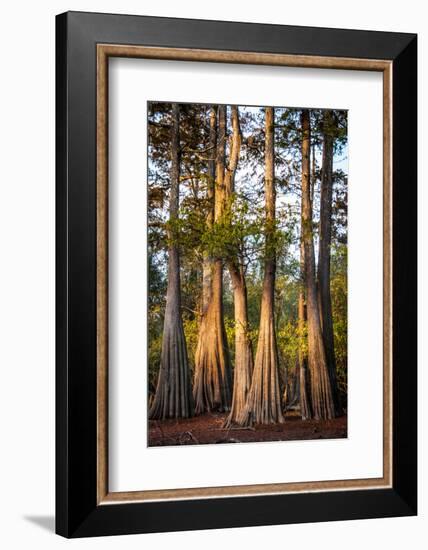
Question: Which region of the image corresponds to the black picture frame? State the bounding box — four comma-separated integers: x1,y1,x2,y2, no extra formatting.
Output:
56,11,417,538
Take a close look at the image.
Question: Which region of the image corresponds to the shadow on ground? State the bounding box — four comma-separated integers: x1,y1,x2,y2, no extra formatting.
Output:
24,515,55,533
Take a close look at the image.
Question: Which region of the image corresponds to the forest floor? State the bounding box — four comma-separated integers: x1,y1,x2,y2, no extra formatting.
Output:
148,410,347,447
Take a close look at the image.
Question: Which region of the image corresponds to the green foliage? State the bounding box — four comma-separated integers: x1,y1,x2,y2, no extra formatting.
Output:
183,318,199,374
201,193,263,261
331,243,348,402
277,321,300,375
224,316,236,363
148,332,162,395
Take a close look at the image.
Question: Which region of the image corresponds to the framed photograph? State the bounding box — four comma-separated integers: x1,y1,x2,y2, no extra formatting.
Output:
56,11,417,537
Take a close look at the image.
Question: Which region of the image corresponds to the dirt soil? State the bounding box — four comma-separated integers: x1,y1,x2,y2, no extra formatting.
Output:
148,410,347,447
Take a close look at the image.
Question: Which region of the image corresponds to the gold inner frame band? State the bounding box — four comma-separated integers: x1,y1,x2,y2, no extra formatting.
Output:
96,44,393,504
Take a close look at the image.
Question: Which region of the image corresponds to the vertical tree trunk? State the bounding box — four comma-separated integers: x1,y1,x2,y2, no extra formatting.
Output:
201,106,216,315
193,105,232,414
149,103,194,419
283,357,300,410
318,110,341,415
298,241,312,419
310,142,316,203
224,106,254,427
301,109,335,420
225,265,254,426
238,107,284,426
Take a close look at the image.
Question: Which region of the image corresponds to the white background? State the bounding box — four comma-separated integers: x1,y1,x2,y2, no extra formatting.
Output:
0,1,425,548
109,59,383,492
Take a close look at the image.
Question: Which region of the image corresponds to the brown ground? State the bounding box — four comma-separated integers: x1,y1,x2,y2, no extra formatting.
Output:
148,410,347,447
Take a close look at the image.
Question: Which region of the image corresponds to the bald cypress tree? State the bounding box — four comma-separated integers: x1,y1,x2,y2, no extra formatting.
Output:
193,105,232,414
238,107,284,426
149,103,194,419
298,241,312,420
200,106,216,315
301,109,335,420
224,106,254,427
318,109,341,415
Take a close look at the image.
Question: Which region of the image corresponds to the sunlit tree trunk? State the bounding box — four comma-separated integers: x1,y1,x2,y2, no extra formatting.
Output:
201,106,216,315
298,241,312,419
318,110,341,415
238,107,284,426
193,105,232,413
149,103,194,419
311,142,316,202
224,106,254,427
301,109,335,420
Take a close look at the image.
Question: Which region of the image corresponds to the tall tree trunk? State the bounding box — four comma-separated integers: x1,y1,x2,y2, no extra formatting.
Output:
149,103,194,419
238,107,284,426
201,106,216,315
193,105,232,414
298,241,312,419
224,107,254,427
318,110,341,415
301,109,335,420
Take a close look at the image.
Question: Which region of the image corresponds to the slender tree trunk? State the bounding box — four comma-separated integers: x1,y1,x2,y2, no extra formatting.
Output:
298,292,312,419
193,105,232,414
149,103,194,419
225,265,254,426
283,357,300,410
223,106,254,427
318,110,341,415
201,106,216,315
238,107,284,426
311,142,316,203
298,241,312,419
301,109,335,420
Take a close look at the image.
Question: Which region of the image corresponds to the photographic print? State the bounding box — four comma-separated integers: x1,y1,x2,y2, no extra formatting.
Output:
148,102,348,447
57,14,417,536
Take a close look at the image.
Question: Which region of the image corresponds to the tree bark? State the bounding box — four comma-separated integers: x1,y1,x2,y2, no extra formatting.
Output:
225,264,254,426
149,103,194,419
318,109,341,415
301,109,335,420
310,142,316,203
298,241,312,419
201,106,216,315
224,106,254,427
283,357,300,410
193,105,232,414
238,107,284,426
